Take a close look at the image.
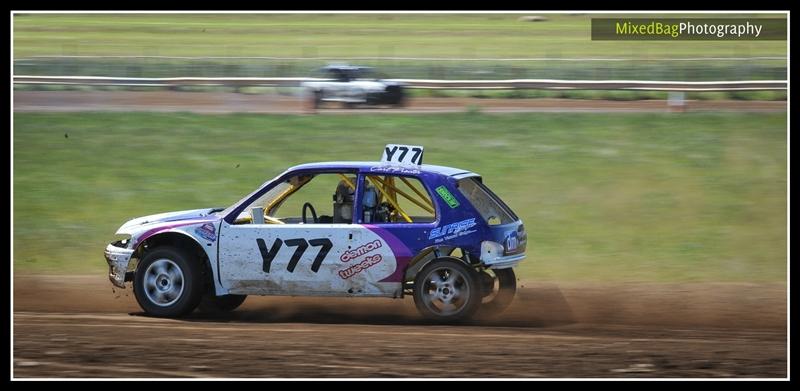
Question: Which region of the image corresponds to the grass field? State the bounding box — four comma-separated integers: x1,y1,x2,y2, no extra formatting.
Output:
12,112,787,282
13,13,788,90
13,13,787,58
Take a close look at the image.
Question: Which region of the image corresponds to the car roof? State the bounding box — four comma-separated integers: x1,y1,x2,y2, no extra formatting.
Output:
287,161,476,178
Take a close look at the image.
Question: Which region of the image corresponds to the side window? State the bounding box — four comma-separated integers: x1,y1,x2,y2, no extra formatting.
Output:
456,177,516,225
362,175,436,224
271,172,357,224
232,172,357,225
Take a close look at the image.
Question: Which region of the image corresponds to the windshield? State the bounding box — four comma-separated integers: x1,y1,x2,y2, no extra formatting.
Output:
318,67,375,82
216,175,286,219
456,177,517,225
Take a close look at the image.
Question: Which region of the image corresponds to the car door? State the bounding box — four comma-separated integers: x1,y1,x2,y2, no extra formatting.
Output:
355,171,440,285
218,222,345,294
323,69,350,101
218,221,404,297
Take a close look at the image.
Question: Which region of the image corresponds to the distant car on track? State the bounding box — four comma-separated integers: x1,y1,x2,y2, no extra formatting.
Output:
301,64,406,109
105,144,526,322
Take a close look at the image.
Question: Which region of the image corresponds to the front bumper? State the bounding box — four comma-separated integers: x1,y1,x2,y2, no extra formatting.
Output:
104,244,134,288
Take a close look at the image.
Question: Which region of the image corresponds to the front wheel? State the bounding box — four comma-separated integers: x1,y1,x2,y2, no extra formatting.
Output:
133,247,203,317
413,258,481,323
392,88,406,108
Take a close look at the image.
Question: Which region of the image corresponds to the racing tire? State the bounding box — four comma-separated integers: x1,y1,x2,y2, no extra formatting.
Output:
310,90,323,111
133,246,204,317
476,268,517,318
413,257,482,323
197,293,247,314
393,88,406,108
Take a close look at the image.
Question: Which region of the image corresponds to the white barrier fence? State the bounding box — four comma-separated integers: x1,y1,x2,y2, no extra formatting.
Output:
13,75,787,92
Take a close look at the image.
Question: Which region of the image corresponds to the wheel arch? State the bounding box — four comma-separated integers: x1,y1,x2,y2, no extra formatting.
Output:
403,245,474,283
134,231,217,294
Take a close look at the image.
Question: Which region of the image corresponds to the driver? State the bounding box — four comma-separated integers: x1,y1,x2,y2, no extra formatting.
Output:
332,178,355,223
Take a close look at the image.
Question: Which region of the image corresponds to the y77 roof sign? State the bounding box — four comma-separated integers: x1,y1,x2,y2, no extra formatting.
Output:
381,144,424,166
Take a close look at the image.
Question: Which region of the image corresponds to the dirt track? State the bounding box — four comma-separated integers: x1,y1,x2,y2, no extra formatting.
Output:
13,275,787,378
12,90,788,114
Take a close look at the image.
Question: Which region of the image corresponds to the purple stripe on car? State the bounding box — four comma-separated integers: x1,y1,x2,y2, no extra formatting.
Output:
132,219,216,248
364,224,414,283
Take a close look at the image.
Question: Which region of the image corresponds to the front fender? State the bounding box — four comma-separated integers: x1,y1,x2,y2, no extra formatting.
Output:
131,222,227,296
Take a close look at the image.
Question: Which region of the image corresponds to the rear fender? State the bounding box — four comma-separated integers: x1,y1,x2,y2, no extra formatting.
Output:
402,245,474,283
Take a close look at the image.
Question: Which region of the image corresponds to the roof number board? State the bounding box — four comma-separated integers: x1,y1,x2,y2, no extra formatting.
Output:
381,144,424,166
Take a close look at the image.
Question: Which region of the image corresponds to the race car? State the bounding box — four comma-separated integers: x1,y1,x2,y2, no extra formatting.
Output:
301,64,406,109
104,145,526,322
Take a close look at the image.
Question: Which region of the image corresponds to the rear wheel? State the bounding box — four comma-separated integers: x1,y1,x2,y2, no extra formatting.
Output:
133,247,203,317
197,293,247,314
413,258,481,322
392,87,406,108
309,90,323,110
476,268,517,318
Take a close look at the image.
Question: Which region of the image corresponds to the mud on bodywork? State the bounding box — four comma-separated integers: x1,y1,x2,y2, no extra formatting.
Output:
104,208,222,289
105,241,135,288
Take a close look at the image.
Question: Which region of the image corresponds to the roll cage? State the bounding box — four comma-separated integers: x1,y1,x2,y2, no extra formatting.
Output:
223,166,444,226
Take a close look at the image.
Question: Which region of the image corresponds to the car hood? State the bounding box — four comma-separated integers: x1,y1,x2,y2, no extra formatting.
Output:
116,208,221,236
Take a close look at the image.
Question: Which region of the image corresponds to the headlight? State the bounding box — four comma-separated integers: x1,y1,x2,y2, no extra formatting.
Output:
111,234,132,249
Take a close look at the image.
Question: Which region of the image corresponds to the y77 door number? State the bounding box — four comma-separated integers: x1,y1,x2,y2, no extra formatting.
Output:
256,237,334,273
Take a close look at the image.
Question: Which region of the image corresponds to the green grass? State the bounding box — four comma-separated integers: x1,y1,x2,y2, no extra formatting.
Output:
13,14,787,81
13,13,786,58
13,112,787,283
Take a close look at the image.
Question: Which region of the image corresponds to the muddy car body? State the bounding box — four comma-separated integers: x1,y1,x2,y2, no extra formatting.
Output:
105,145,525,322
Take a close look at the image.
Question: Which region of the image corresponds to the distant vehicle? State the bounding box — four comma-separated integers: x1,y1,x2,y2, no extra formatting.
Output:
301,64,406,109
105,144,525,323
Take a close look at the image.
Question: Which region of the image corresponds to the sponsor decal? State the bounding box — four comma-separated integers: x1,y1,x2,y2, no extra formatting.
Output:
435,185,460,208
340,239,383,262
338,254,383,279
369,166,421,175
194,222,217,242
504,226,527,253
429,218,477,241
506,230,519,252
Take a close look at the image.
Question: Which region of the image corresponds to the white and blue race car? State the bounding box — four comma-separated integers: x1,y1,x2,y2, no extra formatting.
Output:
301,65,406,109
105,145,526,322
